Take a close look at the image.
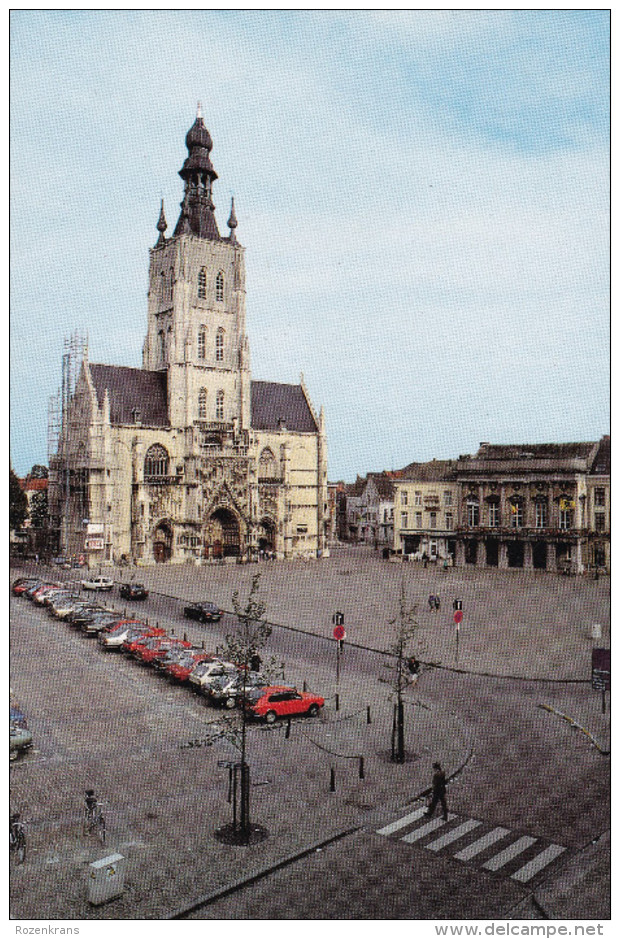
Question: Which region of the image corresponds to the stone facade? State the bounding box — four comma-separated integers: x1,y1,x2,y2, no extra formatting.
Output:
393,461,458,561
49,110,327,565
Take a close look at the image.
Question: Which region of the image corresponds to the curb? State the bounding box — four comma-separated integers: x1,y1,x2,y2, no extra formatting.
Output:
537,704,610,755
167,825,362,919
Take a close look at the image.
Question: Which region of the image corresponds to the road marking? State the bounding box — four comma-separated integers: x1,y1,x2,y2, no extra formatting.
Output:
376,807,427,836
453,827,511,861
401,814,456,843
511,844,566,882
483,835,537,871
426,818,482,852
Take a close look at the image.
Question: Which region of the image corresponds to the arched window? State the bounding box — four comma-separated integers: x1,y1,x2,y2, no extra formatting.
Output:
215,390,224,421
259,448,278,481
169,267,174,301
160,271,166,302
144,444,169,479
198,388,207,419
215,328,224,362
198,267,207,299
158,329,166,363
197,326,206,359
215,271,224,302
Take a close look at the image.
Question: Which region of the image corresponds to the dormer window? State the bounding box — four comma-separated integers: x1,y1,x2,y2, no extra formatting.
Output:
215,328,224,362
215,271,224,302
198,267,207,299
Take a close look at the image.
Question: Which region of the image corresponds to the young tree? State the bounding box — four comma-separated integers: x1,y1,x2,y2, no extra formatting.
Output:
218,573,273,842
384,580,425,763
29,489,48,529
9,468,28,531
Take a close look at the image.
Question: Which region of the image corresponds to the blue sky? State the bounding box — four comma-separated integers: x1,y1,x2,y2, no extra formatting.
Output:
10,10,609,481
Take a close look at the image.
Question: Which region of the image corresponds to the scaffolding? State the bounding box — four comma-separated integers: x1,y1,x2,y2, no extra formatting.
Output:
47,332,88,554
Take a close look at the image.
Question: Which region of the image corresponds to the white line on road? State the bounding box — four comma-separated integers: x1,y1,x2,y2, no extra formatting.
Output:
426,818,482,852
376,807,427,836
454,827,511,861
511,844,566,882
483,835,537,871
401,814,456,843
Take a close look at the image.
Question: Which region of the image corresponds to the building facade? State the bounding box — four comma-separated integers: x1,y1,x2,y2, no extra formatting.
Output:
49,109,327,565
393,461,458,561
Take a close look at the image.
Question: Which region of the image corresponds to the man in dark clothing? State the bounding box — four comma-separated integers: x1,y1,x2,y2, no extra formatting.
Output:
425,761,448,820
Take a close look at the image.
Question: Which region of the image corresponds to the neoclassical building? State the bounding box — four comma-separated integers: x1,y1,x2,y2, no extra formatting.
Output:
49,109,328,564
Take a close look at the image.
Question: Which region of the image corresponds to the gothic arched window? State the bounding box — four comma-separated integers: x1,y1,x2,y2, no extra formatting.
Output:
215,328,224,362
198,388,207,419
169,267,174,301
259,448,278,481
215,271,224,302
197,326,206,359
198,267,207,299
215,390,224,420
144,444,169,479
158,329,166,363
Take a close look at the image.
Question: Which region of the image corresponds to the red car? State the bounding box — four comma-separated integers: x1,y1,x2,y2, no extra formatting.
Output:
165,651,213,683
120,627,167,654
12,578,40,596
135,637,191,665
243,686,325,723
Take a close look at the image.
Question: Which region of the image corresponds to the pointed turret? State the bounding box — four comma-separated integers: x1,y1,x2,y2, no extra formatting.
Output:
174,104,220,240
227,197,238,243
156,199,167,246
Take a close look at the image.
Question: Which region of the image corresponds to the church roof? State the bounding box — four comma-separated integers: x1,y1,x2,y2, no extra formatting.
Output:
89,364,169,427
251,381,318,433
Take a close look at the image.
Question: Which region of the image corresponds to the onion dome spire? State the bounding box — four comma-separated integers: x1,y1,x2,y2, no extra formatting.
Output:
155,199,167,246
174,104,220,240
227,197,238,243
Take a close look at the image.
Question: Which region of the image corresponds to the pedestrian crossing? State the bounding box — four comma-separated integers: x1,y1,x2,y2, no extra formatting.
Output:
375,807,566,883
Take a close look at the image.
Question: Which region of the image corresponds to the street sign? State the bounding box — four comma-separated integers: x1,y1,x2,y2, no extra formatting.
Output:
453,599,463,612
453,610,463,625
333,612,345,626
591,648,610,691
333,625,346,641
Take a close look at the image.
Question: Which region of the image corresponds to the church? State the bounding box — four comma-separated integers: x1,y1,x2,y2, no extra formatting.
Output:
49,108,328,565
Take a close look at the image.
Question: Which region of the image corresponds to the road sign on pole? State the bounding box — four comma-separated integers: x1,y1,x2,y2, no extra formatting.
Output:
333,612,344,626
453,599,463,612
333,625,346,641
453,610,463,625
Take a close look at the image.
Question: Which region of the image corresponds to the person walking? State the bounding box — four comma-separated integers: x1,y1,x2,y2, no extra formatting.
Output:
425,761,448,820
428,594,435,612
434,595,441,612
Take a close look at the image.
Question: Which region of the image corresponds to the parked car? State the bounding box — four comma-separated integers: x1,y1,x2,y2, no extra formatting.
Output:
81,576,115,591
243,686,325,723
119,582,149,601
188,658,239,693
47,594,84,618
165,650,212,682
10,724,33,760
120,628,166,654
99,623,159,649
12,577,40,596
29,582,63,603
135,637,191,665
21,581,46,599
66,604,107,627
183,601,223,623
206,672,269,709
80,611,126,636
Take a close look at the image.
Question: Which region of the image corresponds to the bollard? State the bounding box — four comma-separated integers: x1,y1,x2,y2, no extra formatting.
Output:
285,718,291,739
359,756,365,779
330,767,336,792
183,632,188,642
201,640,205,650
366,705,372,725
303,680,307,692
335,693,340,711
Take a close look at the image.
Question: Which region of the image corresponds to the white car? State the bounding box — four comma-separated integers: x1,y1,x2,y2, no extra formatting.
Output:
188,659,239,693
81,576,115,592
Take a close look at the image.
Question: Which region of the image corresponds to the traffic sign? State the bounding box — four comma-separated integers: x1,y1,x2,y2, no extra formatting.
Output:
453,610,463,625
333,625,346,641
591,648,610,691
333,612,345,626
453,599,463,612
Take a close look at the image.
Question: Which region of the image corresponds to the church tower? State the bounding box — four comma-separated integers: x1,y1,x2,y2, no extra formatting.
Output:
142,105,251,434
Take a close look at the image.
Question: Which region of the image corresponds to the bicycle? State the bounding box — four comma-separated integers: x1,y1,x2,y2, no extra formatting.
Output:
83,799,106,844
10,814,26,864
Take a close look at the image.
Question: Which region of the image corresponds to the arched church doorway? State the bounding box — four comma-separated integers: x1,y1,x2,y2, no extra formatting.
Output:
206,508,240,558
258,518,276,554
153,522,173,563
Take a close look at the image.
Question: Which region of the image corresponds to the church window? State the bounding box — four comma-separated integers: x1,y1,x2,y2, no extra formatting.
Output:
259,448,278,481
215,390,224,420
158,329,166,363
216,328,224,362
216,271,224,302
198,388,207,419
169,267,174,300
198,326,206,359
144,444,169,479
198,267,207,299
